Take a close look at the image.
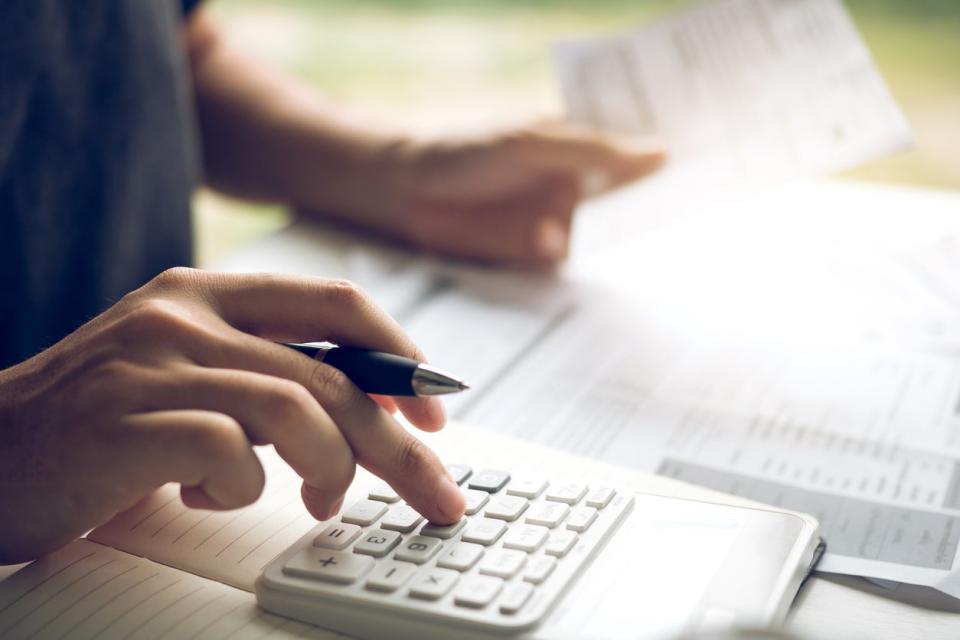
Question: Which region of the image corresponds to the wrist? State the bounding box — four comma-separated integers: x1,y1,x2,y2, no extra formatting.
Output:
295,124,422,238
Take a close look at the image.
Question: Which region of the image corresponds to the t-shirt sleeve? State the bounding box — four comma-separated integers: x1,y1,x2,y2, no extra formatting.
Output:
181,0,204,16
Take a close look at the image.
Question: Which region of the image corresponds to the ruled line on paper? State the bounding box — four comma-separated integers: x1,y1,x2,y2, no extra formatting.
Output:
0,558,115,636
0,550,96,615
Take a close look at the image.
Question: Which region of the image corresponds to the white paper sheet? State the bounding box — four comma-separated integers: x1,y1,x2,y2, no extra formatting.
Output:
0,540,336,640
555,0,912,252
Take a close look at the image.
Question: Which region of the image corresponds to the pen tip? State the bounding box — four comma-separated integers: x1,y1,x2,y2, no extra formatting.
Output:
459,381,471,390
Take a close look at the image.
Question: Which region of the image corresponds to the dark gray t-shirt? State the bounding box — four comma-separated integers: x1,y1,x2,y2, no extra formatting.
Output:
0,0,200,369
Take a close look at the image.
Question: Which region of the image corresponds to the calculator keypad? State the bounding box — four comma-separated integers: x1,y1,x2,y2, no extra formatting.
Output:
261,463,634,635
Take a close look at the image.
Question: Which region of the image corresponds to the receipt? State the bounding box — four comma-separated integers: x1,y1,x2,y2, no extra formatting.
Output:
555,0,912,252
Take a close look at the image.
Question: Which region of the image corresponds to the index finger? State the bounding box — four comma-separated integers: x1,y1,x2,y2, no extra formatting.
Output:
158,269,444,430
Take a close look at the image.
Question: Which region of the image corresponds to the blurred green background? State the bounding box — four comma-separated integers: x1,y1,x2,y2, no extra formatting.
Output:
195,0,960,266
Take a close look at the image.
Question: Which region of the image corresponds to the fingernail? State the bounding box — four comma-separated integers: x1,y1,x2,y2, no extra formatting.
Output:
436,476,465,522
536,220,567,260
324,495,345,520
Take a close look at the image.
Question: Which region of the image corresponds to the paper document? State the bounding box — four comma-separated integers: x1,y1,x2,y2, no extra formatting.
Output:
555,0,911,251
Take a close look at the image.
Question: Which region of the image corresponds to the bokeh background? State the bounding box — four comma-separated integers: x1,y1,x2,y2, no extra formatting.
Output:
195,0,960,266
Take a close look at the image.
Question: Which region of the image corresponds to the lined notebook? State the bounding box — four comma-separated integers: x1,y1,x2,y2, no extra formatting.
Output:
0,425,746,640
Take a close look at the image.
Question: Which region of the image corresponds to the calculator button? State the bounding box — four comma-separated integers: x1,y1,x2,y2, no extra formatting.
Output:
468,469,510,493
463,489,489,515
499,582,534,614
420,518,467,539
368,482,400,504
394,535,442,564
437,542,484,572
484,496,528,522
524,502,569,528
341,500,388,526
313,523,362,550
283,548,373,585
544,530,578,558
454,575,503,608
479,549,526,579
506,478,547,499
461,518,507,546
585,487,616,509
409,568,459,600
365,560,416,593
523,556,556,585
545,483,588,505
380,505,424,533
566,507,598,532
503,525,549,552
446,464,473,485
353,529,402,558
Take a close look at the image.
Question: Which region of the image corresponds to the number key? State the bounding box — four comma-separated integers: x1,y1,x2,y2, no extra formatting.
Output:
485,495,528,522
394,535,442,564
479,549,526,579
341,500,387,526
380,505,423,533
525,502,569,528
503,525,548,552
506,478,547,499
353,529,401,558
461,518,506,546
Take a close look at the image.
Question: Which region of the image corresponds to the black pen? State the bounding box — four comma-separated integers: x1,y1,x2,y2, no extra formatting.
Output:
282,342,470,396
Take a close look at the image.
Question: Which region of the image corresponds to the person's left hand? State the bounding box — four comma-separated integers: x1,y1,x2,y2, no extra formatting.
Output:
386,123,664,267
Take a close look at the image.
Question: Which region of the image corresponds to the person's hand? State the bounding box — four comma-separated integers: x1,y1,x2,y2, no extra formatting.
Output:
388,122,664,267
0,268,465,564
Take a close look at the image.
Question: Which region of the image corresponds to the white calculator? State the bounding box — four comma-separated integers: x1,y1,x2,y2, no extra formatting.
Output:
255,465,633,639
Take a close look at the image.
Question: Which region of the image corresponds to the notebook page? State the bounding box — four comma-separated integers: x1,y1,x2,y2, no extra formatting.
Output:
0,539,338,640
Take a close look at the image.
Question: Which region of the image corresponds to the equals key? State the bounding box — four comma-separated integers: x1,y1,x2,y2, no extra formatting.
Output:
313,523,363,550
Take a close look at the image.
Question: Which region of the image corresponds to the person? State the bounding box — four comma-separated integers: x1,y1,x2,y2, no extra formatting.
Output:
0,0,663,564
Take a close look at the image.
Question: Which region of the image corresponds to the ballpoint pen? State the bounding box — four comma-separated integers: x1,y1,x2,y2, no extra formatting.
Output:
282,342,469,396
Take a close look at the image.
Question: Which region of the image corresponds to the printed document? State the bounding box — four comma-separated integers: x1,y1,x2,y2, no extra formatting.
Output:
554,0,912,252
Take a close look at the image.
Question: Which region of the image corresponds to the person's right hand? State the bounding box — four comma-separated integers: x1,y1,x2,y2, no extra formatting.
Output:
0,268,465,564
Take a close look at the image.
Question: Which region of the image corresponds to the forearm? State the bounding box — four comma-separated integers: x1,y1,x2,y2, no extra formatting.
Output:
185,10,409,232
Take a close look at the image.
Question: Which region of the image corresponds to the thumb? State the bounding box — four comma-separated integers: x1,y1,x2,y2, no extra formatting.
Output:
509,123,665,185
